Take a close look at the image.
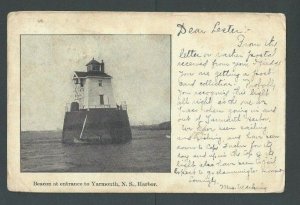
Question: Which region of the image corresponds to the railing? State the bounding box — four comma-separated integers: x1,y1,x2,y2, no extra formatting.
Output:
117,101,127,110
82,104,112,109
65,103,70,112
65,101,127,112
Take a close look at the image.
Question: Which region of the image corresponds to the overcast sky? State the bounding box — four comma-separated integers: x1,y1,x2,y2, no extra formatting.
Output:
21,35,170,131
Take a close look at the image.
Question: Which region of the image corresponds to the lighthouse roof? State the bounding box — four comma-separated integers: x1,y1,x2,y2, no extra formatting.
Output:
74,71,112,78
85,59,101,66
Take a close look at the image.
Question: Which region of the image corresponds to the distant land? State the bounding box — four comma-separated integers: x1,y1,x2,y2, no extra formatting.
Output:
21,121,171,132
131,121,171,130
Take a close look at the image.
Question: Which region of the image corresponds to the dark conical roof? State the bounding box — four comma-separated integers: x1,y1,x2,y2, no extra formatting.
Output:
86,58,101,66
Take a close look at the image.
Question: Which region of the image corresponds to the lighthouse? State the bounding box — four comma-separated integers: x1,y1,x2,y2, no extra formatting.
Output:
62,58,132,144
72,58,116,110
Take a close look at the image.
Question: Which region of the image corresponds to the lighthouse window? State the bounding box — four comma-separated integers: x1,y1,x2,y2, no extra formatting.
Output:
98,80,103,87
99,95,104,105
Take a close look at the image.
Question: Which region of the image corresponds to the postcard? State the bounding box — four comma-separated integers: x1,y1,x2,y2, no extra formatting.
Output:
7,12,285,193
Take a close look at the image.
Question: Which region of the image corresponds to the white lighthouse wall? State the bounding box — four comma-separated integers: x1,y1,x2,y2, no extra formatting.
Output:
83,79,89,108
84,77,116,108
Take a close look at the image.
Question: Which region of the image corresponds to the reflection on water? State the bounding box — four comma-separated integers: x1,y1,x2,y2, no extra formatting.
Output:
21,129,171,172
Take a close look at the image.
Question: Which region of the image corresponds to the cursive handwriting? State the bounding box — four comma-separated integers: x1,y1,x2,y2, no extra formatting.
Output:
175,21,284,192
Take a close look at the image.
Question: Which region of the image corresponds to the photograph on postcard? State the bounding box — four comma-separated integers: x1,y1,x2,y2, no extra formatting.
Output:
20,34,171,173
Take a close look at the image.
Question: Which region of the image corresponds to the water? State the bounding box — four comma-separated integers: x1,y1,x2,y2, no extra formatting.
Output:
21,129,171,172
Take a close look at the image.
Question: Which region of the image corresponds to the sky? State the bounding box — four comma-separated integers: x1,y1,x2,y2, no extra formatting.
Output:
21,35,170,131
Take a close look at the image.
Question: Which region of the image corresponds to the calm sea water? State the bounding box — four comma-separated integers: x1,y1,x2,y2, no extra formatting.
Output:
21,129,171,172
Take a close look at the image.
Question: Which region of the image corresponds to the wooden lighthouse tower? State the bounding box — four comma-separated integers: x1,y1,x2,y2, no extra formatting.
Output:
73,58,116,110
62,58,132,144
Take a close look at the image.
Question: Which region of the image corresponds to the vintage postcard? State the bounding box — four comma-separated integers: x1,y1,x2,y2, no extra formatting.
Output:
7,12,285,193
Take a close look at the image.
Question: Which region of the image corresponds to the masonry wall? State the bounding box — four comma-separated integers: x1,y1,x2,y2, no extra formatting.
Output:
62,108,132,144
